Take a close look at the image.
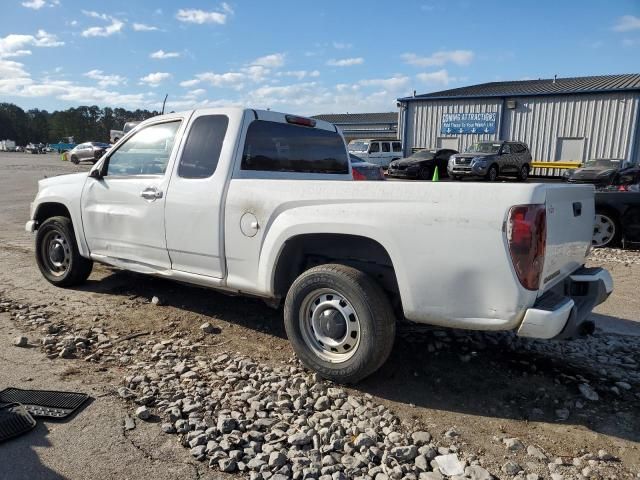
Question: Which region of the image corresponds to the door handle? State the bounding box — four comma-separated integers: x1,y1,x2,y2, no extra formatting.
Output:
140,187,163,201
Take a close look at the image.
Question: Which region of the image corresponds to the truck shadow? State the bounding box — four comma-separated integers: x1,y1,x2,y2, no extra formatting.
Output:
74,269,639,444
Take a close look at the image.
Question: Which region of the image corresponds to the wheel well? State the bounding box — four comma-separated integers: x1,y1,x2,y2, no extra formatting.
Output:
273,233,401,304
34,203,71,227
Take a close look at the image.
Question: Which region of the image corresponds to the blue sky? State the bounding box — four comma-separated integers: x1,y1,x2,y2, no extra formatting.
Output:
1,0,639,115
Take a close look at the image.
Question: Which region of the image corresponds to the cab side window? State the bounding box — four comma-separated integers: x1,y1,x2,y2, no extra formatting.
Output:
178,115,229,179
107,121,181,176
393,142,402,152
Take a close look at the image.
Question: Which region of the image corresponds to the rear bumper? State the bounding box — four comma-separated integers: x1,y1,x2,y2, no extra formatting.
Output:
517,267,613,339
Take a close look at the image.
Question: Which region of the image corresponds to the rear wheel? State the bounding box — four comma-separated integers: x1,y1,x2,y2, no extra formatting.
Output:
70,155,79,164
517,164,530,182
592,211,620,248
486,165,499,182
418,166,432,180
35,216,93,287
284,264,396,384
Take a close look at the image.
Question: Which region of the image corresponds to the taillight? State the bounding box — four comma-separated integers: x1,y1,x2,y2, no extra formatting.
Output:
352,167,366,180
506,204,546,290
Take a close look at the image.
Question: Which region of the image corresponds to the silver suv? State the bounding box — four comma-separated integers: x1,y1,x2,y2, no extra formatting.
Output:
448,141,532,181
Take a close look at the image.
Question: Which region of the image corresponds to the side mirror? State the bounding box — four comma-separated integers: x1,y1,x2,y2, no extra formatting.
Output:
89,168,103,179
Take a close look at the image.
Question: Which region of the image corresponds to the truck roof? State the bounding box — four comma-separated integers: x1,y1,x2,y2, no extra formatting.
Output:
137,108,339,134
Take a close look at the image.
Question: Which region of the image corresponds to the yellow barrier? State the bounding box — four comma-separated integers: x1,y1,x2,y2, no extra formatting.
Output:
531,161,581,169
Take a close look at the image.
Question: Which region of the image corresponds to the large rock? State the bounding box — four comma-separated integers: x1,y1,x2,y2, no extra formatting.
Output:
434,454,464,476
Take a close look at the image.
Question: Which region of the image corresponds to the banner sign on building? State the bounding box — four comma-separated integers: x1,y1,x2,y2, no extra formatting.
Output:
441,112,497,134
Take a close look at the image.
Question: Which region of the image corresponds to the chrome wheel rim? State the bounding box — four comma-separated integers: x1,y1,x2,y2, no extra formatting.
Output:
41,230,71,277
299,289,361,363
592,214,615,247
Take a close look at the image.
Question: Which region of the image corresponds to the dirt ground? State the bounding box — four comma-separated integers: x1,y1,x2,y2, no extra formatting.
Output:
0,152,638,479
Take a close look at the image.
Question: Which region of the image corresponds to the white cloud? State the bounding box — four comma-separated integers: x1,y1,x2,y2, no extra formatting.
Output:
402,50,474,67
133,23,159,32
0,30,63,58
326,57,364,67
613,15,640,32
278,70,320,80
251,53,285,68
81,11,124,37
416,69,454,86
139,72,171,86
179,79,200,88
150,49,180,59
332,41,352,49
175,4,231,25
194,71,245,90
84,69,127,88
359,76,410,90
22,0,46,9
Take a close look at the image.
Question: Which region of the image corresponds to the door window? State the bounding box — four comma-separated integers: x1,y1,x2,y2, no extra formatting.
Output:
382,142,391,153
393,142,402,152
369,142,380,153
106,121,181,176
178,115,229,179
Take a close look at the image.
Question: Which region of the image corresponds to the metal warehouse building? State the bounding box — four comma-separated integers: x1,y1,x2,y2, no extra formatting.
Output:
311,112,397,142
397,74,640,168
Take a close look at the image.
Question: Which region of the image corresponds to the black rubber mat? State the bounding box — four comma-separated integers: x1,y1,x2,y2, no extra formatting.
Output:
0,403,36,442
0,388,89,419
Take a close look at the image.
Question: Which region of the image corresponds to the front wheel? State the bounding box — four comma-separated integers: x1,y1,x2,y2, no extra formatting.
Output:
35,216,93,287
418,167,432,180
486,165,498,182
284,264,396,384
70,155,79,164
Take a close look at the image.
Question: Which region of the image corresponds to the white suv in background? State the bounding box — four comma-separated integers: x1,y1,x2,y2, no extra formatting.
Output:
348,139,402,168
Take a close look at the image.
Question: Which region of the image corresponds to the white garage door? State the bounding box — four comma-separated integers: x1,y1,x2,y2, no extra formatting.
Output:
556,137,585,162
437,137,459,150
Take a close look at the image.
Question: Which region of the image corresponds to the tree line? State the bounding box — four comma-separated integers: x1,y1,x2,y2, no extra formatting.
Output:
0,103,160,146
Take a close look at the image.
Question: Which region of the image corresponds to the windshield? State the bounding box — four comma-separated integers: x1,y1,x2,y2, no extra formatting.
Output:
348,141,369,152
583,158,621,169
466,142,501,154
409,150,436,159
350,154,364,164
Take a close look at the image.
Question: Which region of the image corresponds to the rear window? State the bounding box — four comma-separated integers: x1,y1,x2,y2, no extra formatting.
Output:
241,120,348,174
393,142,402,152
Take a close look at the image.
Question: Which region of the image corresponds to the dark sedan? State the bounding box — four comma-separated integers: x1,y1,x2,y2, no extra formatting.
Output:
69,142,111,164
593,166,640,247
387,148,457,180
563,158,627,186
350,154,385,181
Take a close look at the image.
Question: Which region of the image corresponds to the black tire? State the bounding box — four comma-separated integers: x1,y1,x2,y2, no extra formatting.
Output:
70,155,79,164
418,166,432,180
592,210,621,248
451,175,462,181
284,264,396,384
486,164,498,182
35,216,93,287
517,164,530,182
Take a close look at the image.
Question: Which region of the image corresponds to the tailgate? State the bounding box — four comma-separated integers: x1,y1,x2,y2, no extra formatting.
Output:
540,185,594,292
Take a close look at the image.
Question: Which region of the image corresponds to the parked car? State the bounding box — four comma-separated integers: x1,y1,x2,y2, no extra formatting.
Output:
110,129,124,144
592,166,640,247
387,148,458,180
448,141,531,181
68,142,112,164
26,108,611,383
563,158,627,186
350,154,385,181
347,139,403,168
25,143,46,154
123,121,141,135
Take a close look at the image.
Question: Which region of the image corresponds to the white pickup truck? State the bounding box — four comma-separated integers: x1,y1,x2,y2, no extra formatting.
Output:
26,108,613,382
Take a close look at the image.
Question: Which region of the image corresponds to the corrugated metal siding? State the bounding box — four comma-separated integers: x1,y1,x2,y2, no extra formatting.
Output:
403,92,640,173
406,98,503,153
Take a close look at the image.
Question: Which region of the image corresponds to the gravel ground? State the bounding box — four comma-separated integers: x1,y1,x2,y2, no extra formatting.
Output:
1,153,639,480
